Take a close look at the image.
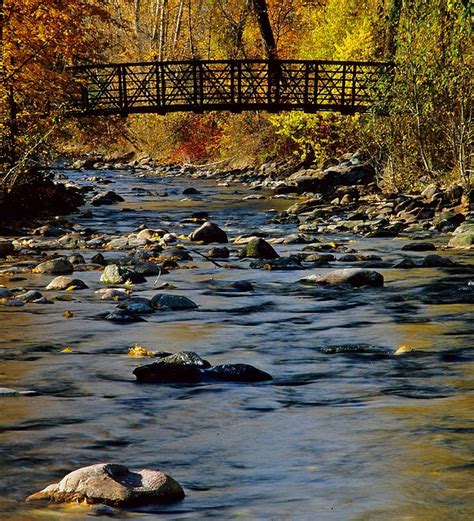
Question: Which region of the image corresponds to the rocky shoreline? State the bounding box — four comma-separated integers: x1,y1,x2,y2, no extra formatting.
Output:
67,151,473,247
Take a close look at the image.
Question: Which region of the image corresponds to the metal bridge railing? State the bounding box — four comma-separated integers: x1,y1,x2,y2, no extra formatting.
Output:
70,59,394,116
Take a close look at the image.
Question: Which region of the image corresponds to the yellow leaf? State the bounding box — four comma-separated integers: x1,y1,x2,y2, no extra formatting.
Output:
61,347,73,353
128,344,154,358
63,310,74,318
66,285,77,291
394,344,414,356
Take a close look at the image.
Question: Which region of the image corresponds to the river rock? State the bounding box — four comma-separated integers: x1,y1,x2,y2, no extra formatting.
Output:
433,211,465,232
401,242,436,252
300,268,384,287
204,364,272,382
420,254,455,267
46,276,88,290
117,297,154,315
448,222,474,249
136,228,166,241
97,288,128,300
393,258,417,269
0,287,12,298
134,363,201,383
0,387,37,397
182,187,201,195
1,299,25,306
68,254,86,265
160,248,193,262
150,294,198,310
104,310,145,323
16,290,44,302
231,281,254,292
91,253,106,265
34,258,74,275
133,352,271,384
159,351,211,368
207,247,230,259
33,225,66,237
189,221,228,244
239,238,279,260
250,257,303,270
26,463,184,506
100,265,146,285
91,191,125,206
0,241,15,258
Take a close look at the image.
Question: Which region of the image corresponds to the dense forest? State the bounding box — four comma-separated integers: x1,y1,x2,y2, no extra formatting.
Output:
1,0,472,191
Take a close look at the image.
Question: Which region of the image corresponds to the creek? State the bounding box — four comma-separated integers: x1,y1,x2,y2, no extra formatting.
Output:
0,168,473,520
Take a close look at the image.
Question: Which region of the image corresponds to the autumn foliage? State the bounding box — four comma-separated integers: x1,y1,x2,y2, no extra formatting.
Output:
1,0,472,189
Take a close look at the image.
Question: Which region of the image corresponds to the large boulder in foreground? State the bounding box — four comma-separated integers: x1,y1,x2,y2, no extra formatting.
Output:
189,221,228,244
300,268,384,288
239,238,279,260
26,463,184,506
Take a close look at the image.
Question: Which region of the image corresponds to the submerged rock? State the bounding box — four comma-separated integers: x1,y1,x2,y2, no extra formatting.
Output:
189,221,228,244
134,351,272,384
401,242,436,252
26,463,184,506
91,191,125,206
117,297,154,315
420,254,455,268
133,362,202,383
0,287,13,298
150,294,198,310
250,257,303,270
207,247,230,259
100,265,146,285
300,268,384,288
46,276,88,290
104,310,145,323
204,364,273,382
16,290,43,302
182,187,201,195
239,238,279,260
34,258,74,275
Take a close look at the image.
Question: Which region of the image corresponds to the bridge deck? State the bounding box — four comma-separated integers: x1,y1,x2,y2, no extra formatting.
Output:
71,59,393,116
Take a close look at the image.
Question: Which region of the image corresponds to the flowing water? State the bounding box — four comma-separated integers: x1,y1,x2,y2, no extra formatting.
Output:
0,169,473,520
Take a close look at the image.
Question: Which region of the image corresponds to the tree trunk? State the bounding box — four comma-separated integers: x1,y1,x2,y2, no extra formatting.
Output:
385,0,403,59
172,0,185,57
251,0,278,60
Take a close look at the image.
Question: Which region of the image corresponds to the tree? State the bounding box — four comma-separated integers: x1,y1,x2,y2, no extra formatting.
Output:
1,0,109,179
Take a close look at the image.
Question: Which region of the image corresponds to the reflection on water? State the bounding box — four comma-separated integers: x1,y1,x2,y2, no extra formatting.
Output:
0,169,473,520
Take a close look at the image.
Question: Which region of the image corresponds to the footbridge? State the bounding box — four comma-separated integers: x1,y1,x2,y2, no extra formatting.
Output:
71,59,393,116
